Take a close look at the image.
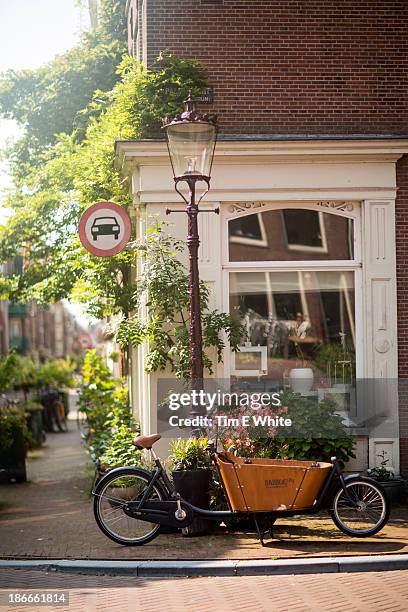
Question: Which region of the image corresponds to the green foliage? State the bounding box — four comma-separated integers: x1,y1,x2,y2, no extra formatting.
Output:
0,354,75,393
78,349,118,435
99,423,142,470
0,48,209,318
223,391,356,466
0,0,127,172
313,342,356,377
0,406,32,453
275,391,356,465
78,349,140,468
20,400,44,413
0,353,20,393
367,466,393,481
34,359,76,389
170,437,211,471
116,223,244,378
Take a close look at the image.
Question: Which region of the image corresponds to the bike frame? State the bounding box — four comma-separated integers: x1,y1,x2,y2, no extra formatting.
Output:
130,447,358,524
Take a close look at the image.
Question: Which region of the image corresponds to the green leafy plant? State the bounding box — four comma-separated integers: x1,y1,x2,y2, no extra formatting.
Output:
367,466,393,481
116,223,244,378
78,349,140,468
222,391,355,466
21,400,43,413
78,349,117,435
99,423,142,471
0,407,32,453
34,359,76,389
170,437,211,471
313,342,356,380
0,353,20,393
11,357,38,393
274,391,356,465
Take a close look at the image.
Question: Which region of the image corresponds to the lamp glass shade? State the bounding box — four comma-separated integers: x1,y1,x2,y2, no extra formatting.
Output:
165,121,216,179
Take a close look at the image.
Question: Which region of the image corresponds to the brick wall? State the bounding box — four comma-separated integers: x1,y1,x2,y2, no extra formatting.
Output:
143,0,408,135
396,155,408,477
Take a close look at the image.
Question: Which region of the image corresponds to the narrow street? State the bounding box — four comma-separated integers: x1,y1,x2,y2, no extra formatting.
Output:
26,410,89,484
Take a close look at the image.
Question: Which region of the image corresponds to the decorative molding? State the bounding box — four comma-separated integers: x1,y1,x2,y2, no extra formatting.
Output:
369,439,399,472
228,202,267,214
228,200,356,216
316,200,355,212
375,339,391,354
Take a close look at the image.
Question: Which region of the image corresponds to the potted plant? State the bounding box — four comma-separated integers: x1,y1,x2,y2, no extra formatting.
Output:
288,326,314,393
170,437,212,535
23,400,45,448
367,454,404,503
0,406,32,483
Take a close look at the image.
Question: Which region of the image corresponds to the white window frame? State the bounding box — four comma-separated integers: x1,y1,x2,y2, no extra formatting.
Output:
221,201,363,381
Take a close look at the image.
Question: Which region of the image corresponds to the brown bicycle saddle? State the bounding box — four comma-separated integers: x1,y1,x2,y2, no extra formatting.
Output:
132,433,161,450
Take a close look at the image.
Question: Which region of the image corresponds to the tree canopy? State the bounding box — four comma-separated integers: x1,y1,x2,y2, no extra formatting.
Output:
0,0,209,317
0,0,127,179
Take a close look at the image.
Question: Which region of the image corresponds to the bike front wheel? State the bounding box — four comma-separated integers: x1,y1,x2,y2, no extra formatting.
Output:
93,467,166,546
330,476,390,537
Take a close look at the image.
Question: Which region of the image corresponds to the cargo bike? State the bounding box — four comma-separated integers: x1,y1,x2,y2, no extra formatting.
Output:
93,434,390,546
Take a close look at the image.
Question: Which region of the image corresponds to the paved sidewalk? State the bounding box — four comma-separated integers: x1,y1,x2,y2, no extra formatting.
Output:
0,569,407,611
0,417,407,561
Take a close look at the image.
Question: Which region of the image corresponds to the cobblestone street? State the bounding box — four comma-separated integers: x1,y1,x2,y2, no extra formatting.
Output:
0,568,407,612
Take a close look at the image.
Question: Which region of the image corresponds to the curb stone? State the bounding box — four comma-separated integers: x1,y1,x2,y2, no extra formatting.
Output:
0,554,407,577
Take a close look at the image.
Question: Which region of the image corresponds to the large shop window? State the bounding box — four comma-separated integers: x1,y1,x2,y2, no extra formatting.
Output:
226,206,359,399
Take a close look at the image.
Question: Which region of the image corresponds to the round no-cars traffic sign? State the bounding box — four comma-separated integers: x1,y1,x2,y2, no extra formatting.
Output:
78,201,131,257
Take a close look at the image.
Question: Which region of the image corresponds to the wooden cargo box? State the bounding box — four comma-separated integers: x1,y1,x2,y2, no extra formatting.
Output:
216,452,332,512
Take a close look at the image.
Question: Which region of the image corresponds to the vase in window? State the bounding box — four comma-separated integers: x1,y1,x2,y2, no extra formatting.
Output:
289,367,314,393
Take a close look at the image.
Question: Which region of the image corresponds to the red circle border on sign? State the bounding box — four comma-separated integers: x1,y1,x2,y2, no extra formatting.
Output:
79,201,132,257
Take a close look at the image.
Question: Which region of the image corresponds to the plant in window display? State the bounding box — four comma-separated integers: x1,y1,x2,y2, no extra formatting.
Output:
286,312,315,392
313,336,356,385
219,391,355,466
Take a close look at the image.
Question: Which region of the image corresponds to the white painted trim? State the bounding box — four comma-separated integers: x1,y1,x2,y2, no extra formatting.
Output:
116,138,408,164
123,139,401,473
223,261,361,271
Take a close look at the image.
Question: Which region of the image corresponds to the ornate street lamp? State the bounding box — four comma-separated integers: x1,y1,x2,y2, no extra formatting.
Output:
162,92,218,404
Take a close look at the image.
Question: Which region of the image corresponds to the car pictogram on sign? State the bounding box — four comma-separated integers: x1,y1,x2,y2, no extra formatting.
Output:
91,216,120,240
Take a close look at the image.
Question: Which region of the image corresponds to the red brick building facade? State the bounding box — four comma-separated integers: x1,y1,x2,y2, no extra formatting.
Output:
130,0,408,136
126,0,408,475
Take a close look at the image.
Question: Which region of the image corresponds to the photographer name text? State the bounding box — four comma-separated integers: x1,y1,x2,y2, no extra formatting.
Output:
168,415,292,428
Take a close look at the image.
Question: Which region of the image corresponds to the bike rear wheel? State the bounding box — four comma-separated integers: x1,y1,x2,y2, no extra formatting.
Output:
330,476,389,537
93,467,165,546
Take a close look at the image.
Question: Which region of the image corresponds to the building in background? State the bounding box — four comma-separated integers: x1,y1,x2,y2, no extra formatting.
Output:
3,255,89,358
8,300,85,359
122,1,408,476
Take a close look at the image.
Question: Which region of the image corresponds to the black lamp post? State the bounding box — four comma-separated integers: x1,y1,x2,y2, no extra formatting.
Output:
162,92,218,408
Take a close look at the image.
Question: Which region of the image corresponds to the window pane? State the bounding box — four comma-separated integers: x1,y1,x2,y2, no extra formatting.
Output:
230,270,355,383
228,209,354,261
283,210,322,248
